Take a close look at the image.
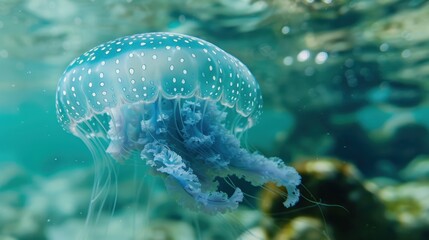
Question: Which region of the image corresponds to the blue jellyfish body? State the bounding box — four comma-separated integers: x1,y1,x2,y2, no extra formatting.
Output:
56,32,300,214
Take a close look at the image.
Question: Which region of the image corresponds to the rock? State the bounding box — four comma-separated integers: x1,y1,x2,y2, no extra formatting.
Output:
26,167,93,221
377,181,429,240
0,162,45,239
401,156,429,181
259,158,395,240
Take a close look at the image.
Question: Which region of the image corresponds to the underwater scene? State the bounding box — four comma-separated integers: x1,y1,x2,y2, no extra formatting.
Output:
1,0,429,239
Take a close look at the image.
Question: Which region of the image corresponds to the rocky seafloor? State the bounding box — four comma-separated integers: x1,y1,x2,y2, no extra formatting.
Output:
2,156,429,240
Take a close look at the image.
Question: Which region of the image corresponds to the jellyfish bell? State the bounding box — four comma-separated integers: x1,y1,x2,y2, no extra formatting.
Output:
56,32,301,236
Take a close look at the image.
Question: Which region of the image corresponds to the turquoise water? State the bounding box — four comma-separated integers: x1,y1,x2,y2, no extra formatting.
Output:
1,1,429,239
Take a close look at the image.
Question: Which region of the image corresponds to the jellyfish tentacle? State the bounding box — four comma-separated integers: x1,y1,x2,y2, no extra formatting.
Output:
207,128,301,208
180,99,301,208
208,118,301,208
106,97,300,210
106,105,147,162
141,141,244,214
131,99,244,214
229,153,301,208
180,100,228,168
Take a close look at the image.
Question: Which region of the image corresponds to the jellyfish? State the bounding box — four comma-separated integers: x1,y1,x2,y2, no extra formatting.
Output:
56,32,300,218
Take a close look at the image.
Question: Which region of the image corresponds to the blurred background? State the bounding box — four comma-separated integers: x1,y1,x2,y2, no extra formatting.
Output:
1,0,429,239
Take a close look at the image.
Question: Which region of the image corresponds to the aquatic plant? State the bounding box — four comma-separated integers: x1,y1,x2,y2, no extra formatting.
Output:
56,32,300,223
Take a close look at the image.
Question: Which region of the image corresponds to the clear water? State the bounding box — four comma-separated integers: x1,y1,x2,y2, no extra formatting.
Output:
1,0,429,239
